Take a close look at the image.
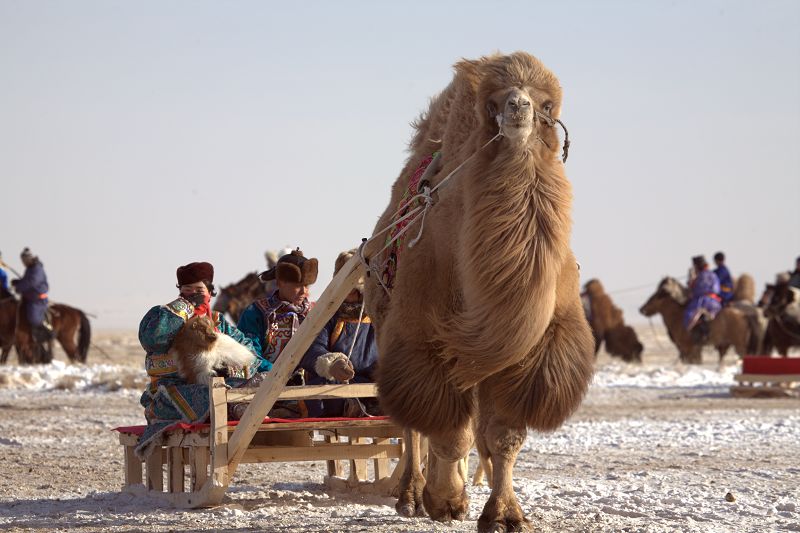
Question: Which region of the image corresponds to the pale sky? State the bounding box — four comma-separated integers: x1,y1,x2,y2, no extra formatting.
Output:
1,0,798,330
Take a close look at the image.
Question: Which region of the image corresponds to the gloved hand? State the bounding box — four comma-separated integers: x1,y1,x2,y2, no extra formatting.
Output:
11,279,19,287
329,358,355,382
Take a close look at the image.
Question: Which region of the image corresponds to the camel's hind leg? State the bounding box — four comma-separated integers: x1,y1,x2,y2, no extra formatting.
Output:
423,424,473,522
396,428,426,517
475,384,529,533
472,430,493,488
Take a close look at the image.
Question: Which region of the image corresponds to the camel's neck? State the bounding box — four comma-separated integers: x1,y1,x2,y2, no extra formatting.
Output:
460,144,571,293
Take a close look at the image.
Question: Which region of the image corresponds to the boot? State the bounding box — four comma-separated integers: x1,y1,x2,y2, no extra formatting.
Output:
690,319,709,344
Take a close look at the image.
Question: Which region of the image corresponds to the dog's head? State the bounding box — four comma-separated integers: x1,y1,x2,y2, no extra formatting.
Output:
180,315,218,349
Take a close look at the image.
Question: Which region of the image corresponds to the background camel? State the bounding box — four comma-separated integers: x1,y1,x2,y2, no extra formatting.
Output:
364,52,594,532
639,276,763,365
582,278,644,362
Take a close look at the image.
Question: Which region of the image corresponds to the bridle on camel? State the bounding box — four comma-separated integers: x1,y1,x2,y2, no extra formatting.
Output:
357,112,570,298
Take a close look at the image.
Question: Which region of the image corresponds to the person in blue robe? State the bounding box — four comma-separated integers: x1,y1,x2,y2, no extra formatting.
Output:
713,252,734,305
11,248,50,348
301,250,379,417
684,255,722,342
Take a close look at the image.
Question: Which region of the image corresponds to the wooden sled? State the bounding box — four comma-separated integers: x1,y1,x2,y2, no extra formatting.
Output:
730,356,800,398
116,256,410,507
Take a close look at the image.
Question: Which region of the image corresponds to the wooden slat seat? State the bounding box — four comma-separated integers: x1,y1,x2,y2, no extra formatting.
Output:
116,255,413,507
116,380,407,505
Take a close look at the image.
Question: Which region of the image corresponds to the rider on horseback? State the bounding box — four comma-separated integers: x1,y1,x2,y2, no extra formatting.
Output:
10,248,51,349
685,255,722,342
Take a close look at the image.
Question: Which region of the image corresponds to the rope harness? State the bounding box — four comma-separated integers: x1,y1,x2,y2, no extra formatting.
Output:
357,126,502,297
358,111,570,297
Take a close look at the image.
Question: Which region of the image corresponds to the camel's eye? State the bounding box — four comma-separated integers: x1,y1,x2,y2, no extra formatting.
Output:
542,101,553,114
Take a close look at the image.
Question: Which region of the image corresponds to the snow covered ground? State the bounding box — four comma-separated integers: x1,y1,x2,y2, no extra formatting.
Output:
0,328,797,532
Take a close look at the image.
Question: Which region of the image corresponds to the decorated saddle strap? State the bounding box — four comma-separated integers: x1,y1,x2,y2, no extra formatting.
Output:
381,152,438,291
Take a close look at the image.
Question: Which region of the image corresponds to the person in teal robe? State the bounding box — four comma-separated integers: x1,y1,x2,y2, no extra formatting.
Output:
136,261,257,458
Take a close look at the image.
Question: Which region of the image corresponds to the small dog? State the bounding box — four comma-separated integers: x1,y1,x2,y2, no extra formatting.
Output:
169,315,256,385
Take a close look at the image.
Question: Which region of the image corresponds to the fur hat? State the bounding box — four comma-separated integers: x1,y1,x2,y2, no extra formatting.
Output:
176,262,214,286
334,249,364,293
692,255,707,269
260,248,318,285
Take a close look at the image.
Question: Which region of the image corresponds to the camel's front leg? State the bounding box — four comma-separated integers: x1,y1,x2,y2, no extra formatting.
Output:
477,388,529,532
396,428,426,517
423,426,472,522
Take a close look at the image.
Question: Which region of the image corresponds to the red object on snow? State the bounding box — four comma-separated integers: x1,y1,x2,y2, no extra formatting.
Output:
741,356,800,375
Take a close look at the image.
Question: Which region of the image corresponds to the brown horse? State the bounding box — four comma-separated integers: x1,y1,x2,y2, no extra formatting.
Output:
639,277,762,365
0,295,16,362
0,299,91,365
212,272,270,324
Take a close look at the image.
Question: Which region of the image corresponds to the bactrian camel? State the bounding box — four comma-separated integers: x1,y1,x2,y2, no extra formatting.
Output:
363,52,595,532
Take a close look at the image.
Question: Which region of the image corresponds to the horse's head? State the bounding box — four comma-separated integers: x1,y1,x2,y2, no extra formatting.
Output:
640,277,688,317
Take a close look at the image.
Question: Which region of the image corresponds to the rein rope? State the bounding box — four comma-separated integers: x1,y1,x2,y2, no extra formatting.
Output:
358,117,506,297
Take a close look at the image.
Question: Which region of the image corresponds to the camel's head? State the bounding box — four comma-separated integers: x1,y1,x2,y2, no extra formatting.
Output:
640,277,688,316
468,52,564,155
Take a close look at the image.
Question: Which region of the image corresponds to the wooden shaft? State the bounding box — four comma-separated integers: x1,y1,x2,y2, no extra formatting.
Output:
226,255,364,474
226,382,379,403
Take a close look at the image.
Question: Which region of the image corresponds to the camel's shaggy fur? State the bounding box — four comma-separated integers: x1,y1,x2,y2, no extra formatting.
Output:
583,278,644,362
364,52,594,530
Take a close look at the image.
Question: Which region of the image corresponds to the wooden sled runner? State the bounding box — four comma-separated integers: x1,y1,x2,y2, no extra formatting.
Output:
730,356,800,398
116,256,409,507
